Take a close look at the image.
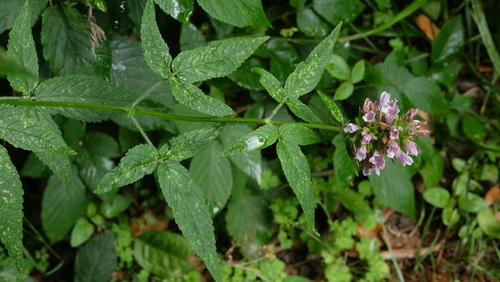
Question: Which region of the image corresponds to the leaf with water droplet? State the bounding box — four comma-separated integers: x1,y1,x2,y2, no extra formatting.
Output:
219,124,279,157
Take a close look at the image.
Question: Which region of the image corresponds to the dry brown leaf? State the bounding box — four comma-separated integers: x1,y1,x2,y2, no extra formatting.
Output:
484,185,500,206
414,14,440,40
130,211,170,236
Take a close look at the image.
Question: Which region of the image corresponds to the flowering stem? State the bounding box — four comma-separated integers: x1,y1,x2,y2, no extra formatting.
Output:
0,100,341,131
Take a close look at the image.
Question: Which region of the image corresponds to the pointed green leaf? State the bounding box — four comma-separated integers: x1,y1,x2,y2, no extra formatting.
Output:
277,140,317,235
41,4,111,77
35,152,73,194
35,75,138,122
96,144,159,194
318,91,344,124
219,124,279,157
333,81,354,100
42,168,86,243
142,0,172,79
156,0,194,25
180,23,206,51
0,46,36,80
326,54,350,80
219,124,263,184
332,134,357,187
161,124,223,161
157,160,221,282
313,0,365,25
190,141,232,215
228,57,265,90
279,124,322,146
351,60,365,84
286,98,324,124
252,67,285,103
172,36,268,83
134,230,194,277
74,230,117,282
197,0,271,28
402,77,450,114
0,105,75,155
0,146,24,274
284,23,342,99
169,77,234,116
431,16,464,65
297,8,329,37
7,0,38,94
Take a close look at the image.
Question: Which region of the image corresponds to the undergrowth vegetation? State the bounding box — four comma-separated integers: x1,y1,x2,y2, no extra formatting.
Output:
0,0,499,281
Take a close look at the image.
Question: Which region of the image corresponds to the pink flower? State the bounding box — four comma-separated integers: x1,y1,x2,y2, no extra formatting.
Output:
354,145,367,161
397,151,413,166
363,111,375,122
363,151,385,176
406,108,419,119
344,123,359,133
361,133,373,145
405,141,418,156
387,141,401,159
389,126,399,140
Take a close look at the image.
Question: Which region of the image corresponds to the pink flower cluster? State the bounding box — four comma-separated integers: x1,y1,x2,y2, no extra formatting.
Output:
344,92,429,176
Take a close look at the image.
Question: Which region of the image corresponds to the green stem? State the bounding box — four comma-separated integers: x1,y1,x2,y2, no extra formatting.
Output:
23,218,61,260
0,100,341,131
128,79,167,108
130,116,155,147
265,102,284,121
338,0,429,43
470,0,500,76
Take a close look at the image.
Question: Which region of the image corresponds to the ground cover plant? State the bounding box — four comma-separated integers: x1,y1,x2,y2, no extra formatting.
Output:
0,0,499,281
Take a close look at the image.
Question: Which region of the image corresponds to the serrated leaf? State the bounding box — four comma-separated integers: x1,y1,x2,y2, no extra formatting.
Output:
190,141,232,215
42,168,86,243
219,124,279,157
96,144,159,194
7,0,38,94
369,159,415,219
35,151,73,194
286,98,324,124
134,230,194,278
74,230,117,282
318,91,344,124
172,36,268,83
326,54,350,80
0,104,75,155
157,160,221,282
402,77,449,114
431,16,464,65
156,0,194,25
197,0,271,28
279,124,322,146
333,81,354,100
169,77,234,116
276,140,317,235
351,60,365,83
35,75,137,122
266,38,300,83
252,67,285,103
284,23,341,99
141,0,172,79
219,124,263,184
161,124,223,161
0,145,24,274
228,57,265,90
41,4,111,77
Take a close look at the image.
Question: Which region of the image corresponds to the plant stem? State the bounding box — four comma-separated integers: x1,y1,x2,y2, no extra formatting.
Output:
0,100,341,131
130,116,155,147
470,0,500,76
127,79,167,108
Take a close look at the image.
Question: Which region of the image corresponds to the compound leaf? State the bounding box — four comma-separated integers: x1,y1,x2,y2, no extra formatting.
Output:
96,144,159,194
252,67,285,103
169,77,234,116
276,140,317,235
35,74,137,122
0,104,75,155
7,0,38,94
157,160,221,282
219,124,279,157
161,124,223,161
0,146,24,274
197,0,271,28
284,23,341,99
286,98,324,124
172,36,268,83
41,4,110,77
142,0,172,79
